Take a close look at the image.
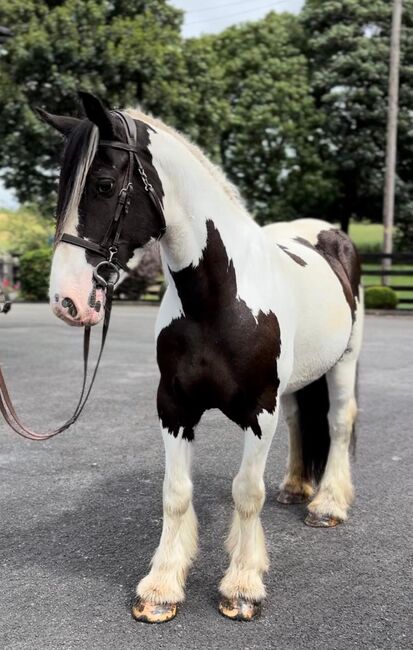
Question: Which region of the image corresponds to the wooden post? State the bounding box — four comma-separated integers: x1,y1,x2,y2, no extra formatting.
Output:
382,0,403,285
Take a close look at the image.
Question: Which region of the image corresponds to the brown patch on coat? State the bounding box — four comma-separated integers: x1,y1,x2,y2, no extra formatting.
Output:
294,236,314,250
277,244,307,267
157,220,281,441
295,230,361,320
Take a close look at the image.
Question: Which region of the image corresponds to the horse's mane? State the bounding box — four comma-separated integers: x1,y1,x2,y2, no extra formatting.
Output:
127,108,247,211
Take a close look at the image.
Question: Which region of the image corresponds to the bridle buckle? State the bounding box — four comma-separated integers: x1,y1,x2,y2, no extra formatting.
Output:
118,182,133,200
108,246,117,263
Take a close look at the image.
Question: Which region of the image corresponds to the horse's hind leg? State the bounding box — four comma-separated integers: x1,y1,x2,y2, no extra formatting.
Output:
219,408,279,621
133,426,197,623
277,394,315,504
306,306,363,527
305,357,357,526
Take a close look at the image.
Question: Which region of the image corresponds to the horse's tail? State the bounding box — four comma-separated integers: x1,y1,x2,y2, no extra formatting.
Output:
295,374,330,483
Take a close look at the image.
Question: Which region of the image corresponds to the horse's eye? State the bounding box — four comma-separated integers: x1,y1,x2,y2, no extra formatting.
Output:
96,178,115,196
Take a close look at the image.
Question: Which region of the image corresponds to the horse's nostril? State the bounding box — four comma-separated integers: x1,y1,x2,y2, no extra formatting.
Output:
61,297,78,318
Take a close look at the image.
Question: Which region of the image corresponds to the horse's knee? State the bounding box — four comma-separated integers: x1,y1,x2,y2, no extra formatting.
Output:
163,476,193,516
232,473,265,516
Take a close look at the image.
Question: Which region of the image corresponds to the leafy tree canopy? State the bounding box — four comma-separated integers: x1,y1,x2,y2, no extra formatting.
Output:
0,207,53,254
181,13,336,224
1,1,412,245
0,0,184,212
301,0,413,239
0,4,336,225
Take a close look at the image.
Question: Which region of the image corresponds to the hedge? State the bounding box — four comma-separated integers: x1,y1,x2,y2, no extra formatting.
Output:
364,286,398,310
19,247,53,301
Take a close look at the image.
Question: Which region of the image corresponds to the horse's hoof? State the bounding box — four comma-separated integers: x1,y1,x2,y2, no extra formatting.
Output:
277,489,309,504
218,596,261,621
305,512,341,528
131,597,177,623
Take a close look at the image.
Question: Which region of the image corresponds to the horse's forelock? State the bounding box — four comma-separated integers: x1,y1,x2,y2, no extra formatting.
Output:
56,120,99,236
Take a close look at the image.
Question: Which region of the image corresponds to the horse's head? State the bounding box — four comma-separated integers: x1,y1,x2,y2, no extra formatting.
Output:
37,92,165,327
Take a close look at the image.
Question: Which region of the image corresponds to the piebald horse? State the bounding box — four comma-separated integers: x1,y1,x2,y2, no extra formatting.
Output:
37,93,363,623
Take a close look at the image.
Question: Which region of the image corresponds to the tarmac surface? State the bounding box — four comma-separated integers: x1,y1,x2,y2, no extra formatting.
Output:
0,304,411,650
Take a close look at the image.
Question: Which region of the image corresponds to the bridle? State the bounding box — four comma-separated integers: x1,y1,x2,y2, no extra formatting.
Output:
0,111,165,441
59,111,165,287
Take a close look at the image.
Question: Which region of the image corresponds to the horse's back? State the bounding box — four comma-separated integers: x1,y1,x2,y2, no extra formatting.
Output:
263,218,333,245
263,218,362,392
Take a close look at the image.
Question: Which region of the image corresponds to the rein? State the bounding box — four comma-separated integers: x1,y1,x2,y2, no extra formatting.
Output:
0,111,165,441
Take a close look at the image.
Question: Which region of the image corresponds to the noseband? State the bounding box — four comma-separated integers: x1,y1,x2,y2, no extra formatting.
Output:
0,112,165,441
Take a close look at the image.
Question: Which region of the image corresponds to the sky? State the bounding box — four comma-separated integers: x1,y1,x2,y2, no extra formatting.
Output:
173,0,305,38
0,0,305,209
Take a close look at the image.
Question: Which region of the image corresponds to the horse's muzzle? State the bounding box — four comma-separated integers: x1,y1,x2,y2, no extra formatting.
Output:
52,289,105,327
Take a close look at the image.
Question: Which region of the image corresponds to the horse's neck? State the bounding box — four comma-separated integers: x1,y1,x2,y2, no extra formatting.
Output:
151,129,261,279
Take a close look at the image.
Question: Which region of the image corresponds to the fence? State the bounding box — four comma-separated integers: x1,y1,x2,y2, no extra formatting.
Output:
360,252,413,308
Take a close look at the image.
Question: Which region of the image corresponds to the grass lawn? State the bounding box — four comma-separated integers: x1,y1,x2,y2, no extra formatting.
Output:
347,221,412,308
349,222,384,251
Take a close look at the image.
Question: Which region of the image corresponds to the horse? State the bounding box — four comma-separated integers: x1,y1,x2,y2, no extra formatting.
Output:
36,92,363,623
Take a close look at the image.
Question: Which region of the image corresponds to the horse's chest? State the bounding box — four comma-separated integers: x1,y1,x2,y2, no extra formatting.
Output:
157,307,281,435
158,314,254,383
156,220,281,437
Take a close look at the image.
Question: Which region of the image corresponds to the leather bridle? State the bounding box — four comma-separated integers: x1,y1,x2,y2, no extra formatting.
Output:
61,111,165,287
0,111,165,441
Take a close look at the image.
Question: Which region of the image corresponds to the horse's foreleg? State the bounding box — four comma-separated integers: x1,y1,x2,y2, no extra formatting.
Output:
219,409,279,621
277,394,314,504
133,427,197,623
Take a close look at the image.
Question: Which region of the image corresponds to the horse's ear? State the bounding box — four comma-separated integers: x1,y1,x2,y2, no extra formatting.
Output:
33,107,81,137
78,91,114,138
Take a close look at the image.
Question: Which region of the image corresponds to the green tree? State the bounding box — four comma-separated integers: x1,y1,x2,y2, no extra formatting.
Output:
181,13,336,224
0,0,183,212
177,35,230,164
0,206,53,254
301,0,413,237
396,0,413,250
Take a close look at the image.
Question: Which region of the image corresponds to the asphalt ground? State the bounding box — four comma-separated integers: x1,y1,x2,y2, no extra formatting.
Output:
0,304,412,650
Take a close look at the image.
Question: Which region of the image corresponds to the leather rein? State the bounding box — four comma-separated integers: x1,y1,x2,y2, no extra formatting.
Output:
0,111,165,441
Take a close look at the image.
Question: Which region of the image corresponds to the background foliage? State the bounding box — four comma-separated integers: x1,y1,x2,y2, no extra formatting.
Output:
301,0,413,240
189,15,336,224
19,247,52,300
0,0,412,243
0,207,53,254
364,285,398,310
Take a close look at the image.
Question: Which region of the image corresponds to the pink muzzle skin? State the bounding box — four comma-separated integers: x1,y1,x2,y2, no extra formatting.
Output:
52,285,106,327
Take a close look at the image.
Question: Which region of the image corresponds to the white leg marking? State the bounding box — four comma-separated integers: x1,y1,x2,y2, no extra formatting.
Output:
308,357,357,521
279,394,314,498
137,427,198,604
220,409,279,602
308,303,363,521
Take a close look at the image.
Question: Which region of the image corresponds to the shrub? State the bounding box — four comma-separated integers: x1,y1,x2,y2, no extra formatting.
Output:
19,247,53,301
364,286,398,310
